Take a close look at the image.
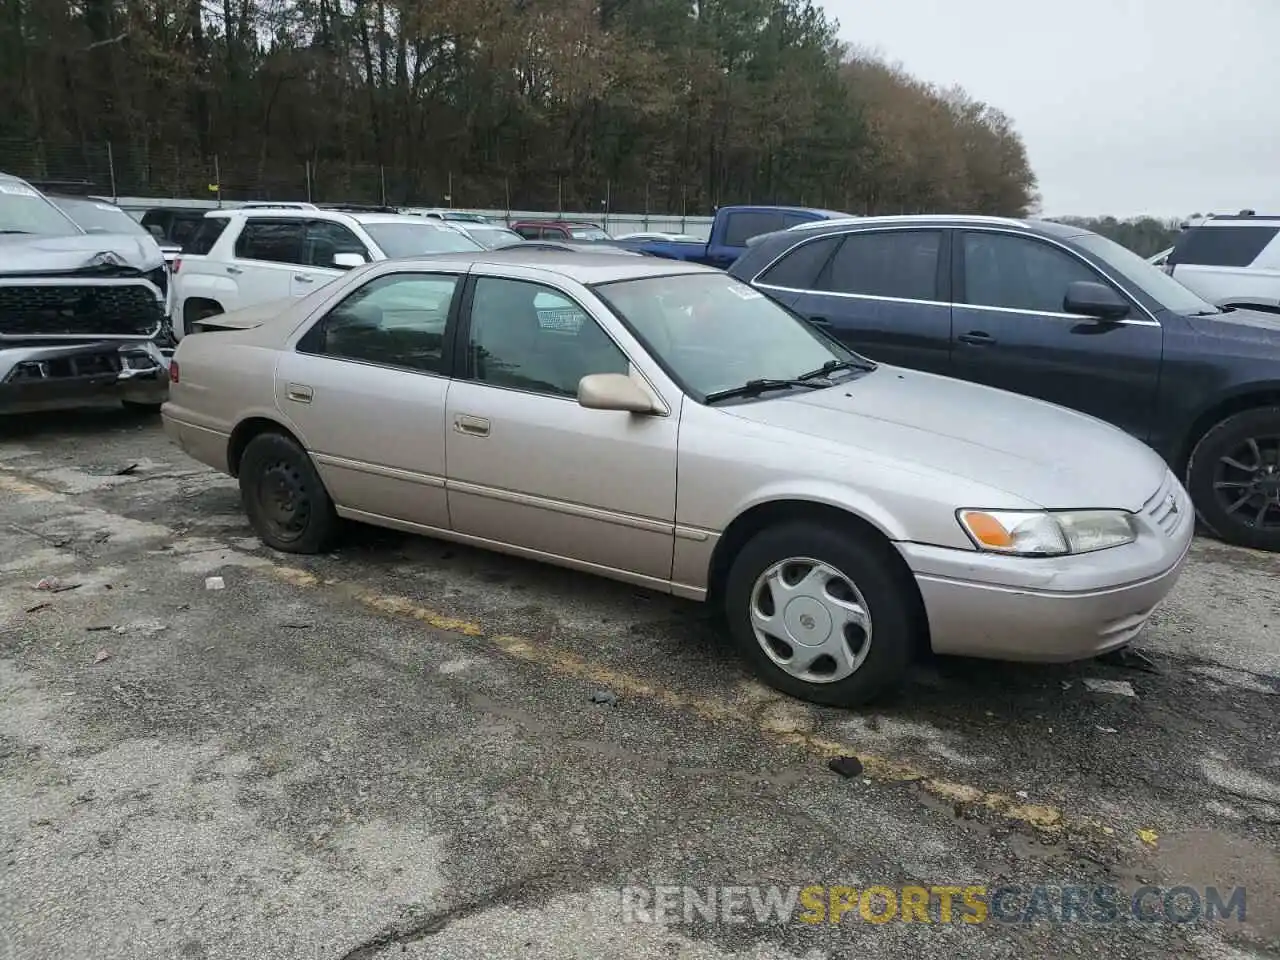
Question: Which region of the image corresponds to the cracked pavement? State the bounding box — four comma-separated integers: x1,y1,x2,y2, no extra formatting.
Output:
1,407,1278,959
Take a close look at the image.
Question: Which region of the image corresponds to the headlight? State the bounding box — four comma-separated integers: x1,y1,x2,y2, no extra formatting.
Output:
957,509,1136,556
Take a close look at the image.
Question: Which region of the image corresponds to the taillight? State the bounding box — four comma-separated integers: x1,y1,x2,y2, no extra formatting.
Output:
171,257,182,274
169,360,180,384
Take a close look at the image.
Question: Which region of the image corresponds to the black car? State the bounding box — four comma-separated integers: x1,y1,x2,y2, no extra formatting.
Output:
729,215,1280,551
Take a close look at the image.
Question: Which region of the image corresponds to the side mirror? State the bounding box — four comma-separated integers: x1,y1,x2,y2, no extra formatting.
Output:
577,373,655,413
1063,281,1130,321
333,252,366,269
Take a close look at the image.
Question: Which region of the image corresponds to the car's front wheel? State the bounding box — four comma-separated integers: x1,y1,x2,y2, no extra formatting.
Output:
1187,406,1280,551
238,432,336,553
723,521,918,706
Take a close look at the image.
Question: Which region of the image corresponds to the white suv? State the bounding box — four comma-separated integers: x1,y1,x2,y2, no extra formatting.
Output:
170,208,482,337
1163,214,1280,313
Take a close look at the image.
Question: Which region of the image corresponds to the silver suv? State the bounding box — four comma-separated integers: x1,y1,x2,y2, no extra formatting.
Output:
1163,213,1280,313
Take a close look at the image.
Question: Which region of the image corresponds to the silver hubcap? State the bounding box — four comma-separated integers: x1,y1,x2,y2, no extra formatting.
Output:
749,557,872,684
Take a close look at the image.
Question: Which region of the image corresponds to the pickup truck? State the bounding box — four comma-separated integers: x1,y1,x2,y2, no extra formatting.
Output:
610,205,850,268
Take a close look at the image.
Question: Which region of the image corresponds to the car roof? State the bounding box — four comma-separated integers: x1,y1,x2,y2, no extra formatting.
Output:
379,249,714,283
777,214,1090,240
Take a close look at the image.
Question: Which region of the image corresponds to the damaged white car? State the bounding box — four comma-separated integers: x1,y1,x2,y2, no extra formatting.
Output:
0,172,169,414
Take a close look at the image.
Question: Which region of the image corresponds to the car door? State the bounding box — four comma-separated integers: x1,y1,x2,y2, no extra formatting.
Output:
273,270,461,529
292,220,371,295
444,270,679,582
765,229,952,374
950,229,1163,440
231,218,306,305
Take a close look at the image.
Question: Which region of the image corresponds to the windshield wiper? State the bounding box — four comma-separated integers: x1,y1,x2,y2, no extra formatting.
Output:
704,378,829,404
796,358,877,381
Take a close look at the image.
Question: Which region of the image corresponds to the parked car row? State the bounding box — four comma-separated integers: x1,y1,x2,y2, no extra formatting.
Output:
161,250,1193,706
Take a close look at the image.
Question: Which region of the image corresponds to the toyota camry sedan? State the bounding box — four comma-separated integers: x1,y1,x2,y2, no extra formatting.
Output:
161,251,1193,705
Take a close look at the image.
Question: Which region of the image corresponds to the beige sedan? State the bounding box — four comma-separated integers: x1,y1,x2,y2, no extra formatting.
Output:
162,251,1193,705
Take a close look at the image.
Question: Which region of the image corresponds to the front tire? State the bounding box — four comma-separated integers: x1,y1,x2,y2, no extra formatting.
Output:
723,521,918,706
238,432,336,553
1187,407,1280,551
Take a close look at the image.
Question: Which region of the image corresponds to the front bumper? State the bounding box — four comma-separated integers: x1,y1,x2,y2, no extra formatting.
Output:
0,340,169,414
898,471,1195,662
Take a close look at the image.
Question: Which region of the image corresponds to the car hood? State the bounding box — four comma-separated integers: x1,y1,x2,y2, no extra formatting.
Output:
722,366,1169,511
0,232,164,275
1187,307,1280,345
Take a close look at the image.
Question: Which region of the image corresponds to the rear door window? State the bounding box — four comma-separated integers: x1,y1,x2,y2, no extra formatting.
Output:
816,230,942,301
1170,225,1280,267
234,219,306,264
756,236,842,289
303,220,369,268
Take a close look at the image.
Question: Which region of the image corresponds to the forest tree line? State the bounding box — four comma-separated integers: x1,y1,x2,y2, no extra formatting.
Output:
0,0,1041,214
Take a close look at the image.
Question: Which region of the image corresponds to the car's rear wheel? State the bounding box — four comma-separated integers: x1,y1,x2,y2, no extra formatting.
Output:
723,521,917,706
1187,406,1280,551
183,299,223,336
239,432,336,553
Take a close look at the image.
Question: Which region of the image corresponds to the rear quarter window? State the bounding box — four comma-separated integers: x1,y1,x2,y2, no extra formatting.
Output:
756,236,842,289
182,217,230,255
1171,225,1280,268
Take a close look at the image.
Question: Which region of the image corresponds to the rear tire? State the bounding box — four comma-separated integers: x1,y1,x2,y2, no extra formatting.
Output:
1186,406,1280,551
723,520,917,706
239,432,336,553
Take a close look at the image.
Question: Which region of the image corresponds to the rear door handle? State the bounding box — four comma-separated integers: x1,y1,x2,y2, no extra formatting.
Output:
454,414,490,437
808,315,832,325
225,265,243,275
958,331,996,346
294,274,315,284
286,383,313,403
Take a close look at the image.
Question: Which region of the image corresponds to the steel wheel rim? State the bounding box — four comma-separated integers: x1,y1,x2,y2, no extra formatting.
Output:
1212,434,1280,530
748,557,872,684
256,460,311,542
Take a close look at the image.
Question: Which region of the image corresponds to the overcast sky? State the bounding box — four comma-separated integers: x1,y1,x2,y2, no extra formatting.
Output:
827,0,1280,218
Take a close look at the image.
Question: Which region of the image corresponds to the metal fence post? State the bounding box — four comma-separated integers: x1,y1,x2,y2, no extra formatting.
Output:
106,142,118,201
213,155,222,207
305,160,312,203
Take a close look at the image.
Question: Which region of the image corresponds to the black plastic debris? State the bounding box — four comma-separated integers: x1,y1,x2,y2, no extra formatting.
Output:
828,755,864,779
590,691,619,706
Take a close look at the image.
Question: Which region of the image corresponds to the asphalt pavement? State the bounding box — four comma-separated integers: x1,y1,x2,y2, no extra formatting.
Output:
1,408,1277,960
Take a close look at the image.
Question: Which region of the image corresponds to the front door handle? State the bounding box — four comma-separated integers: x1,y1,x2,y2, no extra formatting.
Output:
286,383,313,403
454,414,490,437
958,331,996,346
293,274,315,284
225,265,243,275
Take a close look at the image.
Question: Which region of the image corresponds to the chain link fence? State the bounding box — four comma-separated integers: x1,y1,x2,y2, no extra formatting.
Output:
0,138,742,219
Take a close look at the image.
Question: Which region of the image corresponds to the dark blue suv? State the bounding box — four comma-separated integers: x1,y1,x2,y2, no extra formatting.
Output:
729,215,1280,552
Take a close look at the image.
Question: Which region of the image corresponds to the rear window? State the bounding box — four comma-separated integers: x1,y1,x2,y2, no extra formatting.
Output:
722,211,787,248
182,216,230,255
1170,225,1279,268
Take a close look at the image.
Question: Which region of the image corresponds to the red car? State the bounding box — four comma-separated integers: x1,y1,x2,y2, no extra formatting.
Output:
510,220,612,242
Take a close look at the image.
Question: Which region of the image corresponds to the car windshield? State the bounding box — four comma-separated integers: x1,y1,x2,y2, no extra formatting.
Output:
362,222,483,257
594,272,867,400
465,225,524,249
0,181,82,236
569,227,611,240
52,197,148,236
1072,232,1219,315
